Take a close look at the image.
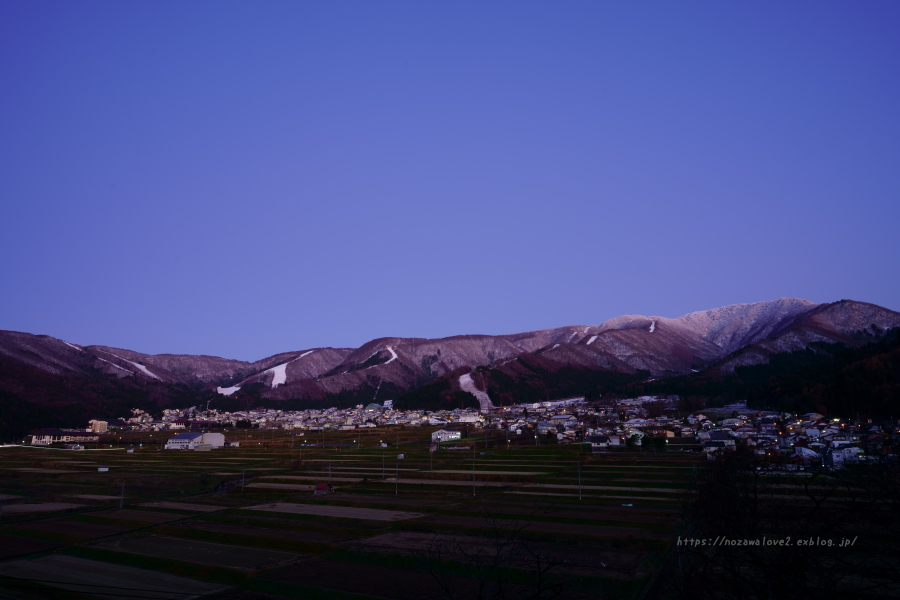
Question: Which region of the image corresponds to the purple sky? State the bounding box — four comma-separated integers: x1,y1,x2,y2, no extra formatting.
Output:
2,1,898,361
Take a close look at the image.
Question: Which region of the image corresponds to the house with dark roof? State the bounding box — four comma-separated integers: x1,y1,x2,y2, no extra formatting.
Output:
314,482,334,495
704,440,728,457
708,431,735,446
589,435,610,452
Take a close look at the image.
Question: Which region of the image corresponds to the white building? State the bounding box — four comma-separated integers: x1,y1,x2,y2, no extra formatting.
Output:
165,433,202,449
88,420,108,433
456,415,480,423
431,429,462,443
29,429,100,446
165,432,225,450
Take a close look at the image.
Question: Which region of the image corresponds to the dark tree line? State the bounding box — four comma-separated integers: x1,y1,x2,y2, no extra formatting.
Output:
669,449,900,600
610,328,900,419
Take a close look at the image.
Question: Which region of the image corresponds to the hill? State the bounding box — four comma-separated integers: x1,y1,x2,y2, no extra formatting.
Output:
1,297,898,437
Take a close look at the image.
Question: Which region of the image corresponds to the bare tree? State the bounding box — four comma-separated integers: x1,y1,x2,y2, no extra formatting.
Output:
673,449,900,600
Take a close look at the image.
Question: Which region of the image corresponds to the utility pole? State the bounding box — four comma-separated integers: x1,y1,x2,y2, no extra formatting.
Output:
119,483,125,509
395,461,399,495
242,469,246,492
577,462,582,501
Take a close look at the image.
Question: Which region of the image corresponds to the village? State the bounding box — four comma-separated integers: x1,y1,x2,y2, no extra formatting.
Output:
24,395,899,468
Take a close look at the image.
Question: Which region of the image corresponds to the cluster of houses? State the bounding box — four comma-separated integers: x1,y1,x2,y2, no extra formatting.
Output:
23,396,898,468
119,403,485,432
693,409,900,467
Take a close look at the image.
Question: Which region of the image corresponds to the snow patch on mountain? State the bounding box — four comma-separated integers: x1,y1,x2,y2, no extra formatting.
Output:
587,335,598,345
97,357,134,375
673,298,817,354
265,350,315,387
62,341,83,352
649,321,656,333
459,372,494,411
217,386,241,396
360,346,398,371
100,351,161,380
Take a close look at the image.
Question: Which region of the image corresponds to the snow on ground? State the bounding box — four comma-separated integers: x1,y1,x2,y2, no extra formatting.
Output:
363,346,398,371
265,350,315,387
97,357,134,375
649,320,656,333
103,352,161,380
513,397,585,409
459,372,494,412
360,349,381,365
385,346,397,364
268,363,290,387
550,344,560,350
216,386,241,396
62,341,83,352
586,335,598,345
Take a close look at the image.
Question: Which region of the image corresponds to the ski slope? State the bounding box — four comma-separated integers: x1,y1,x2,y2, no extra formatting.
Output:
265,350,315,387
459,372,494,412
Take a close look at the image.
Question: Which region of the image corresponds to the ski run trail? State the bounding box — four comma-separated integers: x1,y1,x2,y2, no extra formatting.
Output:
218,349,315,395
99,350,161,380
459,372,494,412
265,350,315,387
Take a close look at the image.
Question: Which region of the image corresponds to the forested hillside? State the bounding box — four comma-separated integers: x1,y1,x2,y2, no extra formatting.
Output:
612,328,900,418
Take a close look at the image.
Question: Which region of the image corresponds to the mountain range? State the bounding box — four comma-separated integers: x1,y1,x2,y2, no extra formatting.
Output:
1,298,898,427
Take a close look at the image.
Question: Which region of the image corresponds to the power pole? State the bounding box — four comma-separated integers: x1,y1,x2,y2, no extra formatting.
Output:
577,462,582,501
119,483,125,509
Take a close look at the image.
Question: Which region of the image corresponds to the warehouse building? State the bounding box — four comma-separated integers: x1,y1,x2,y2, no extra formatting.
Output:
165,432,225,450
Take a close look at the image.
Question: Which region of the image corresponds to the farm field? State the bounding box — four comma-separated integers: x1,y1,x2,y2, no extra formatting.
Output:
0,427,705,599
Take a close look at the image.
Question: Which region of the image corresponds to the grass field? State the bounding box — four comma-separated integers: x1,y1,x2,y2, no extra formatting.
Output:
0,427,707,599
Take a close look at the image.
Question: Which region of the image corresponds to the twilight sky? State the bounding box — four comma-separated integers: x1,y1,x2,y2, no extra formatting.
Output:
1,1,898,361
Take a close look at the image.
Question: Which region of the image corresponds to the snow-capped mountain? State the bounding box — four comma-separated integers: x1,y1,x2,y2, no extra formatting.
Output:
1,298,898,406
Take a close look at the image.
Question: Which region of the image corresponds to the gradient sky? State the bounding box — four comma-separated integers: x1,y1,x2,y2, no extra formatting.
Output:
2,1,898,361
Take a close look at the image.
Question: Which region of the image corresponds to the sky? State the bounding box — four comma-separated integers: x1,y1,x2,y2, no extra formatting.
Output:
1,1,899,361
